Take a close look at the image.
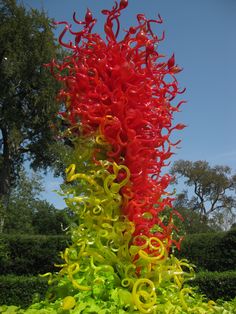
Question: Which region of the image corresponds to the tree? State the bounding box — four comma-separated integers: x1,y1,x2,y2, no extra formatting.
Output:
170,160,236,229
32,202,71,235
208,207,236,232
172,191,217,234
0,0,64,231
3,170,43,234
3,170,70,234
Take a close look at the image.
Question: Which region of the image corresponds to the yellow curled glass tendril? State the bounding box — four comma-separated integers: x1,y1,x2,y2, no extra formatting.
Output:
118,243,131,260
121,277,134,288
84,250,105,263
99,228,109,238
132,278,157,314
93,277,105,284
112,163,131,186
166,257,195,288
102,162,131,194
95,133,108,146
148,237,165,251
71,279,91,291
63,248,70,264
75,241,86,260
90,256,98,270
179,288,193,311
107,239,120,252
67,263,91,291
93,205,103,215
54,263,66,269
103,174,116,193
173,272,183,289
138,238,166,264
65,164,100,190
39,272,53,285
124,264,136,278
68,263,80,275
94,265,114,275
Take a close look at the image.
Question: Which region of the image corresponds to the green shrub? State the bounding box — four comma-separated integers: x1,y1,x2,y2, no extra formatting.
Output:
0,275,48,308
190,271,236,301
176,228,236,272
0,234,69,275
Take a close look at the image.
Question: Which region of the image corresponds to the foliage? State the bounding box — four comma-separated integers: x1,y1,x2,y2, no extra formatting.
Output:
0,0,66,231
171,160,236,228
2,170,70,235
32,203,71,235
208,207,236,232
0,234,69,275
3,171,43,234
190,271,236,301
0,275,48,309
176,228,236,272
171,200,215,235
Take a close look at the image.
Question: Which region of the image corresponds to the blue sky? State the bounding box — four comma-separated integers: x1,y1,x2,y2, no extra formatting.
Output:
23,0,236,208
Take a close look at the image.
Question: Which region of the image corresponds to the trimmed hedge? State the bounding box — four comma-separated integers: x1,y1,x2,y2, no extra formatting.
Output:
190,271,236,301
176,228,236,272
0,275,48,308
0,230,235,276
1,230,235,276
0,234,69,275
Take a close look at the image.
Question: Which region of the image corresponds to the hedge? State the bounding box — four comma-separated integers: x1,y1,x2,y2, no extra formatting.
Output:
1,230,235,276
0,275,48,309
1,271,235,308
190,271,236,301
1,229,235,276
0,234,69,275
176,228,236,272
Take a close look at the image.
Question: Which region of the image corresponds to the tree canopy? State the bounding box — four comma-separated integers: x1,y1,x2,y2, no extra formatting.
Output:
0,0,65,228
3,170,71,234
171,160,236,231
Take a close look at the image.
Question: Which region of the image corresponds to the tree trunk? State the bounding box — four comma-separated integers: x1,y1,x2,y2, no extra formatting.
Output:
0,216,4,233
0,126,11,233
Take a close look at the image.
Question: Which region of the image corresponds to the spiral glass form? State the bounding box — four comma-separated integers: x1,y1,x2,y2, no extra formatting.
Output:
42,1,233,313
